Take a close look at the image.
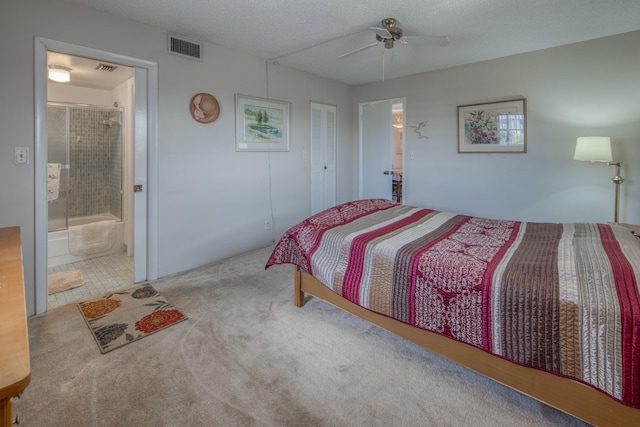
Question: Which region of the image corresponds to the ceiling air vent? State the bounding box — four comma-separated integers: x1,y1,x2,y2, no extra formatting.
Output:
95,63,118,72
168,33,203,61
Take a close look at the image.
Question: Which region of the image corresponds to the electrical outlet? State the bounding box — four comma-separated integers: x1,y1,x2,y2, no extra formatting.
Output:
264,219,272,231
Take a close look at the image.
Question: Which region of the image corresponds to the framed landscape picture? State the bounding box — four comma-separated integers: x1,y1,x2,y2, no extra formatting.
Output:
457,98,526,153
235,94,290,151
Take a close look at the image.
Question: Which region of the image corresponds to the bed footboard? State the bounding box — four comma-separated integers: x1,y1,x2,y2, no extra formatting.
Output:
292,267,640,427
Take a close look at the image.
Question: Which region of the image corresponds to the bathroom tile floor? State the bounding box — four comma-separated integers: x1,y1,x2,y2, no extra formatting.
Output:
47,250,134,309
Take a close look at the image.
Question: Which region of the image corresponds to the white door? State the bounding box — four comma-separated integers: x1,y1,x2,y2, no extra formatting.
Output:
360,100,393,199
133,67,148,283
310,102,337,214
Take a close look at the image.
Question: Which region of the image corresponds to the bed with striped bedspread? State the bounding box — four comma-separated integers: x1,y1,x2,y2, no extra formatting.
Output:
266,199,640,409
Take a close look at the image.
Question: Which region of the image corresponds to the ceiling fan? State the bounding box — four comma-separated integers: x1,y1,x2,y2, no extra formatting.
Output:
337,18,449,61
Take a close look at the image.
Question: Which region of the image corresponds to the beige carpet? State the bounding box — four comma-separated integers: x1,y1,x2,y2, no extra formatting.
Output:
47,269,85,294
16,246,589,426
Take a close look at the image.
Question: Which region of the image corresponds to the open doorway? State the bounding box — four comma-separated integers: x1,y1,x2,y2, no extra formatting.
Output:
34,37,159,315
359,97,405,202
45,52,135,308
391,102,403,202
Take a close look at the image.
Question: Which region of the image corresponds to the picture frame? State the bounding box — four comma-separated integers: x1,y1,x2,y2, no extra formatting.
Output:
235,94,290,151
457,98,526,153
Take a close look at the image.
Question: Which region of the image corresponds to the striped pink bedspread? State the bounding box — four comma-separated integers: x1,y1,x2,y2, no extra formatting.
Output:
266,199,640,408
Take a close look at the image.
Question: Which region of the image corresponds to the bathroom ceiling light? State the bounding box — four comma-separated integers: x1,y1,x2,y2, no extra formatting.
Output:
48,65,71,83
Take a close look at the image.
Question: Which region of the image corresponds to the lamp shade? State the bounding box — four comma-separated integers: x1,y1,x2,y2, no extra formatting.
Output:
574,137,612,162
48,65,70,83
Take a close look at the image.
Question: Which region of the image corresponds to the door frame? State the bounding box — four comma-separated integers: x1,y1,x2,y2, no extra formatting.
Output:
358,97,406,200
34,37,158,314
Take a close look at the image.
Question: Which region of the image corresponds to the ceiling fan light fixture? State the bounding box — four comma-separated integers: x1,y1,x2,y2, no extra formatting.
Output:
380,18,398,30
48,65,71,83
336,17,450,82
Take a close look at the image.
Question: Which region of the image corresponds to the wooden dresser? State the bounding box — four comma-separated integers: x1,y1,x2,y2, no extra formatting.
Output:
0,227,30,427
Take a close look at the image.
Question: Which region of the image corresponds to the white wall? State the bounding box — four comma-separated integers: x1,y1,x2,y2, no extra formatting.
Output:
353,31,640,225
0,0,354,315
48,83,113,107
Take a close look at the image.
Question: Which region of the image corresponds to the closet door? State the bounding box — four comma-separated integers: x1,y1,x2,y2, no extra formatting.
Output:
310,102,337,214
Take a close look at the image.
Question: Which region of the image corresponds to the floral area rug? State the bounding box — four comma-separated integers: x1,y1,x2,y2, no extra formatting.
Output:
78,284,187,353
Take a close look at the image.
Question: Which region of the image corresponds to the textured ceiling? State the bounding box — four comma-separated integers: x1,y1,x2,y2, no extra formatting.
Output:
64,0,640,86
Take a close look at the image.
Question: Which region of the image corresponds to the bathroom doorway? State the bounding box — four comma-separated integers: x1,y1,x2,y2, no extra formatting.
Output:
46,54,134,309
34,37,159,314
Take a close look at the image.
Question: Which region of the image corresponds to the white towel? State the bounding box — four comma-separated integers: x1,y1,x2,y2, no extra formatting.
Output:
47,163,62,202
68,220,116,256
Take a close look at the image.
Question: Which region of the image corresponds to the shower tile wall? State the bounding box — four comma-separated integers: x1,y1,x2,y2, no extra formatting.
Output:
68,108,122,220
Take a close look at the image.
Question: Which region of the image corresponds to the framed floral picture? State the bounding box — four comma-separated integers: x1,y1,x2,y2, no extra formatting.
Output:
457,99,526,153
235,94,290,151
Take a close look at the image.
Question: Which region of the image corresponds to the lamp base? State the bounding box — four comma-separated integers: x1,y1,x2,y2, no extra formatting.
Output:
609,162,623,223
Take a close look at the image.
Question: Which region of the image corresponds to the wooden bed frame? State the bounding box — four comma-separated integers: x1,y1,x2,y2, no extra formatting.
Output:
294,266,640,427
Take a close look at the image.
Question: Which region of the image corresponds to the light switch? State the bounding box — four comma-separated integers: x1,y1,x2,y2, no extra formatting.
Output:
15,147,29,164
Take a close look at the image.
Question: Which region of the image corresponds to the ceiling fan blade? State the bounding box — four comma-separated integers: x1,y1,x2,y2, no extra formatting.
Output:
369,26,392,39
337,42,379,59
399,35,450,46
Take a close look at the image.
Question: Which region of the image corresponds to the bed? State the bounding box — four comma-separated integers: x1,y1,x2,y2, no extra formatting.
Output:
266,199,640,426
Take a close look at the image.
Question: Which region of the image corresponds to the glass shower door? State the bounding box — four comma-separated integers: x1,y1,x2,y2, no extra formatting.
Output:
47,105,69,231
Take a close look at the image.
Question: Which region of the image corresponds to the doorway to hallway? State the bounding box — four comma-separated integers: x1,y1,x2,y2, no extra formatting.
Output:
359,98,405,202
